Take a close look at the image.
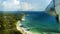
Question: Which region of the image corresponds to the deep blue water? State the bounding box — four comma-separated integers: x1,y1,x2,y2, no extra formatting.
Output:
18,11,59,33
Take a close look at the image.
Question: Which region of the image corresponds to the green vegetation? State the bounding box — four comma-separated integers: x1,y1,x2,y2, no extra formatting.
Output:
0,12,25,34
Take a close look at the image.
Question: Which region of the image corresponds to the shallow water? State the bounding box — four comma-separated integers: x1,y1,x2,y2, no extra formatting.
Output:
19,11,59,33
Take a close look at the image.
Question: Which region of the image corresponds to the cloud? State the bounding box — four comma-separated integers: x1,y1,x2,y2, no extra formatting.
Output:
2,0,34,11
21,2,33,11
2,0,52,11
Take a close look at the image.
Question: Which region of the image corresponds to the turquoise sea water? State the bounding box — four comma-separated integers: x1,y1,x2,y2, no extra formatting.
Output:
19,11,59,33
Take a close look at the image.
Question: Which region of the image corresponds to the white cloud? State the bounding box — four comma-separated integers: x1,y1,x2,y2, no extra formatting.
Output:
21,2,33,11
2,0,34,11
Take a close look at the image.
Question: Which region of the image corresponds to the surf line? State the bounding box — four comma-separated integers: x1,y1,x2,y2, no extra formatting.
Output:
16,20,33,34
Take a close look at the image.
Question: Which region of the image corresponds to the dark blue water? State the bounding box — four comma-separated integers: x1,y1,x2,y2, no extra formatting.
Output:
18,11,59,33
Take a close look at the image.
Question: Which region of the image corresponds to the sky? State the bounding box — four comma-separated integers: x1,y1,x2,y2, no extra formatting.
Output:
0,0,52,11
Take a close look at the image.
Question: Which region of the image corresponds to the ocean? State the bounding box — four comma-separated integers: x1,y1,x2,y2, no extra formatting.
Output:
17,11,59,33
